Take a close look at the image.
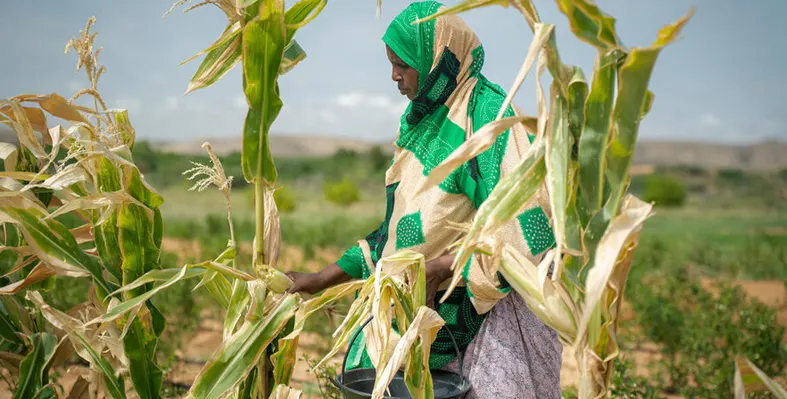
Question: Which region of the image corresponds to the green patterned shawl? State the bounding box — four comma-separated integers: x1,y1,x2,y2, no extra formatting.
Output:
336,1,555,370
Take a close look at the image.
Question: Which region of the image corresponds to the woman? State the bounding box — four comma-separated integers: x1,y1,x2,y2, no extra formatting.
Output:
287,2,562,397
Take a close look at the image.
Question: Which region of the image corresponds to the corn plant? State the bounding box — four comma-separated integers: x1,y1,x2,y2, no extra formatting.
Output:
0,17,168,398
409,1,692,398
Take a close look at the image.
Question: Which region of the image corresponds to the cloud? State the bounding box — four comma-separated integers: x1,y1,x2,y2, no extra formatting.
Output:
334,91,408,116
698,113,721,128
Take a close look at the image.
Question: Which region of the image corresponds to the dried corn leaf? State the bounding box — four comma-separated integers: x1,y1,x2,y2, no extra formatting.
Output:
14,93,89,123
496,23,553,120
0,143,18,171
372,306,444,399
0,263,56,295
575,195,652,348
26,291,127,399
23,164,88,192
734,356,787,399
0,100,47,159
268,384,302,399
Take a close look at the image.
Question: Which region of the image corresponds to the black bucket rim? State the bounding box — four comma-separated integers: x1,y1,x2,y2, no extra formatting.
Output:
330,368,471,399
331,315,471,398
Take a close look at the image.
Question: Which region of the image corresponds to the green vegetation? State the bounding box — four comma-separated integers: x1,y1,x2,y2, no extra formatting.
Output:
323,177,361,206
642,174,686,207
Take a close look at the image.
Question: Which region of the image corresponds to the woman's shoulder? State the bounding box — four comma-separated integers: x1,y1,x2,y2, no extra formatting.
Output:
471,76,517,127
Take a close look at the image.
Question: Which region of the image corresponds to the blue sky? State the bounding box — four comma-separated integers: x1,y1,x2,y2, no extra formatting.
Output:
1,0,785,144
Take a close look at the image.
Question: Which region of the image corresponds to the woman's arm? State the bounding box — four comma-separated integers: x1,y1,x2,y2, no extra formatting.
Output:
286,263,353,295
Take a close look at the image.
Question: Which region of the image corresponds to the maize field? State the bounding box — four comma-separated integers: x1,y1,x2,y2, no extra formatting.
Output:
1,0,785,398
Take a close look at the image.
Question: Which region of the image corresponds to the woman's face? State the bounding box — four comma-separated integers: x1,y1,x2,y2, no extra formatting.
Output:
386,45,419,100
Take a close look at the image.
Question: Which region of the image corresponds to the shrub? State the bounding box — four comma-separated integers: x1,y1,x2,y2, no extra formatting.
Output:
630,270,787,398
642,174,686,207
273,185,297,213
717,168,747,184
368,145,391,172
323,177,360,206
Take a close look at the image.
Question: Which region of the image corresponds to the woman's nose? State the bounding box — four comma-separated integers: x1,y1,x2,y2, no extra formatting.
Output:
391,68,401,82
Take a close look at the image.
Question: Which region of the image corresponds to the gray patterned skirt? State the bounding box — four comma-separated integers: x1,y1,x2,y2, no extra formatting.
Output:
441,293,563,399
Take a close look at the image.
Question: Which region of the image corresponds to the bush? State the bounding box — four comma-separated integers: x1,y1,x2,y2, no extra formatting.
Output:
324,177,360,206
368,145,391,173
630,270,787,398
642,174,686,207
273,185,297,213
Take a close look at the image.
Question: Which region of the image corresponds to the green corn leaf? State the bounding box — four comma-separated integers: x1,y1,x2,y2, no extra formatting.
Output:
225,278,251,340
118,203,161,297
0,306,24,347
284,0,326,37
94,211,123,283
26,291,127,399
604,10,692,219
279,40,306,75
12,332,57,399
577,50,619,223
117,187,164,399
113,267,207,292
180,21,242,67
272,280,365,386
555,0,619,49
241,0,286,184
412,0,509,24
126,167,164,210
185,30,242,95
124,318,163,399
2,200,113,298
97,261,254,327
566,67,587,146
188,286,298,399
545,87,570,278
93,156,124,280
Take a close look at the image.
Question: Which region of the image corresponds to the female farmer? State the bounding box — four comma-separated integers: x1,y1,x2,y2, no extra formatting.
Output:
287,2,562,397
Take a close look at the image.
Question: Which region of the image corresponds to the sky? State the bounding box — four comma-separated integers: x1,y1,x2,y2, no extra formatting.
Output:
1,0,786,145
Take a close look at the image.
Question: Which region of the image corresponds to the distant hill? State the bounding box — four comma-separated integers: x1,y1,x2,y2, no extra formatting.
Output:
157,134,787,172
1,124,785,171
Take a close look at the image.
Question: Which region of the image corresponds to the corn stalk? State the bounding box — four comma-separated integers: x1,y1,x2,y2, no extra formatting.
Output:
414,1,693,397
165,0,323,396
0,17,166,398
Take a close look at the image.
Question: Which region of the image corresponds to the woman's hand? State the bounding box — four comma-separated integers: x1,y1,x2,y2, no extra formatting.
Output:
286,263,353,295
425,255,455,309
285,271,319,295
